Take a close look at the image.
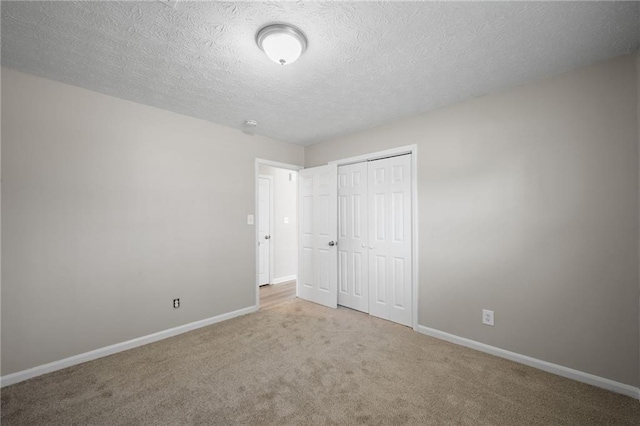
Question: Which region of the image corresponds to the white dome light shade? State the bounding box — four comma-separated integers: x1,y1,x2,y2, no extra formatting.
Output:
262,33,302,65
257,24,307,66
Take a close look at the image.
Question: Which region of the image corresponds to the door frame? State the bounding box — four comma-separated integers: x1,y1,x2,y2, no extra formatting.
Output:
255,159,303,309
258,174,274,286
328,144,419,331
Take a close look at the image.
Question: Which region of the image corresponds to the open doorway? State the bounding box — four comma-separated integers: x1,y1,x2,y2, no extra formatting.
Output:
255,160,302,309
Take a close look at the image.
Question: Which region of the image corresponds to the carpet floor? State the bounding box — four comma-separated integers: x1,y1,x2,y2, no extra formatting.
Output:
2,298,639,425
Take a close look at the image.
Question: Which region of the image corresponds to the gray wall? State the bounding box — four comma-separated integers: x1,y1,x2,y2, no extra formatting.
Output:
306,54,639,386
258,165,298,283
1,68,304,376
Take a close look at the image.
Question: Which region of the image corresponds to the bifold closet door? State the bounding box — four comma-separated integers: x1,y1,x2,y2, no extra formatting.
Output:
368,155,412,327
338,162,369,313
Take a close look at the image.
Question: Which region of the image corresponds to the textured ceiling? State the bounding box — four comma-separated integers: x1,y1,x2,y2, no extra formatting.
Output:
2,1,639,145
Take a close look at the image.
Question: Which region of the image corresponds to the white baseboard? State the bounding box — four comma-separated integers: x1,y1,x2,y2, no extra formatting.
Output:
0,305,258,388
417,325,639,400
271,275,297,285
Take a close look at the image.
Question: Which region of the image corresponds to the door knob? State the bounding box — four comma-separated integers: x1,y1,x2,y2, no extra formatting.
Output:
265,235,271,240
369,246,374,249
328,241,336,247
361,244,366,248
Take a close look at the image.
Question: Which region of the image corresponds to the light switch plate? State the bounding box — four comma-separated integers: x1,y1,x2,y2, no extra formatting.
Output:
247,214,254,225
283,217,289,224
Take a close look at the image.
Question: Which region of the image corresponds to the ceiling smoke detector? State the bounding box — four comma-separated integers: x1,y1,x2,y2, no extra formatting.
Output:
256,24,307,66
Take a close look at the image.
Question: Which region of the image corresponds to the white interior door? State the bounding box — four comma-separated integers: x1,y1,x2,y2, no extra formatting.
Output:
298,164,338,308
258,176,271,286
338,162,369,313
368,155,412,326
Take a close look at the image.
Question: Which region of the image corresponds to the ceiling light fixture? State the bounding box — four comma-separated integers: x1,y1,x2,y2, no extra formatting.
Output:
256,24,307,66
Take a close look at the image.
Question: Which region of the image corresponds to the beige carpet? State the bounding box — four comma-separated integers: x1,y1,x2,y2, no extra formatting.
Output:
2,299,639,425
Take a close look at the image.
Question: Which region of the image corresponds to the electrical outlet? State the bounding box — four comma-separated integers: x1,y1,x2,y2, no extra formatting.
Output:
173,298,180,309
482,309,494,326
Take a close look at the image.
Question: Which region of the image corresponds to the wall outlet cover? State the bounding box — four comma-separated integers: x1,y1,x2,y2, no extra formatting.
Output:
482,309,494,326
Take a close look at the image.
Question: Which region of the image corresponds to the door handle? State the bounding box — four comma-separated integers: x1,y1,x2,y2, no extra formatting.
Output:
328,241,336,247
265,235,271,240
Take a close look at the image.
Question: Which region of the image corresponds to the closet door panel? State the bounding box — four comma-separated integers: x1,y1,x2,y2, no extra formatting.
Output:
368,158,391,320
368,155,412,326
337,162,369,313
388,155,412,326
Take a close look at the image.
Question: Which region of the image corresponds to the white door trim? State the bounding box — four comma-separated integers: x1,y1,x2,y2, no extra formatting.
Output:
329,145,419,331
254,159,303,309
